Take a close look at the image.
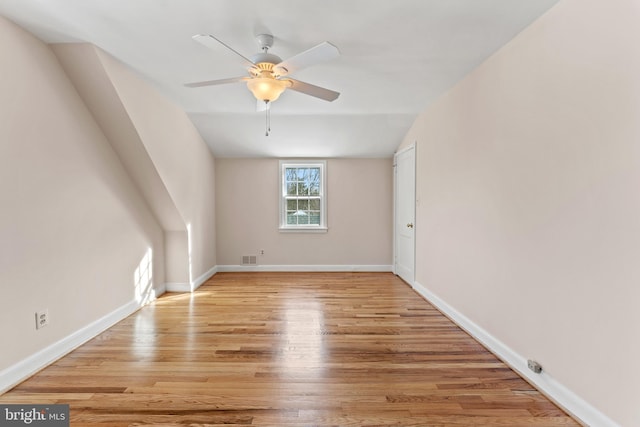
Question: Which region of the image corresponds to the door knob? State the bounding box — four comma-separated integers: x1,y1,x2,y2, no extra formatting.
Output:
407,223,414,228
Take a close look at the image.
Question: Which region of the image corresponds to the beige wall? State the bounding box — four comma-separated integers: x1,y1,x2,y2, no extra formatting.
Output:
398,0,640,425
51,44,190,285
0,14,218,387
216,158,393,268
50,42,218,285
0,17,164,369
93,48,217,282
51,44,185,234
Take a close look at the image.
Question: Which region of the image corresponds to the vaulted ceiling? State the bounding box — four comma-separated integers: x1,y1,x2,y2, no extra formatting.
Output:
0,0,559,157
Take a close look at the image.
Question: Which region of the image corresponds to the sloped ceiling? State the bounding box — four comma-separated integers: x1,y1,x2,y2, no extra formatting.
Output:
0,0,560,158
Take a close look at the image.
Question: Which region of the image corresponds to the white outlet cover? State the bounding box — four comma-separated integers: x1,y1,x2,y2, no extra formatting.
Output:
35,310,48,329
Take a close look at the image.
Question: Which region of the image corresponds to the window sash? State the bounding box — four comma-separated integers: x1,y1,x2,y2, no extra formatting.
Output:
285,196,322,226
279,161,327,231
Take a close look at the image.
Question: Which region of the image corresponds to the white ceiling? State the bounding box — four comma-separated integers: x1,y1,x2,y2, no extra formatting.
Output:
0,0,559,158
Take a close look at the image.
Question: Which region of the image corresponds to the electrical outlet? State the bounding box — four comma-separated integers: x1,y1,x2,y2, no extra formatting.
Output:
35,310,49,329
260,249,265,255
527,359,543,374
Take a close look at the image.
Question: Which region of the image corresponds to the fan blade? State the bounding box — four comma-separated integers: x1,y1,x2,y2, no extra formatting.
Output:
184,76,249,88
286,78,340,102
273,42,340,76
192,34,257,70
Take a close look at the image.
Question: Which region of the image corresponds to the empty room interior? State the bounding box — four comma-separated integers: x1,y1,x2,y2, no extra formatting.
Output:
0,0,637,426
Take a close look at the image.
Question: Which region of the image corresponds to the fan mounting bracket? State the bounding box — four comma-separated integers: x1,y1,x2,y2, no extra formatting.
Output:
256,34,274,51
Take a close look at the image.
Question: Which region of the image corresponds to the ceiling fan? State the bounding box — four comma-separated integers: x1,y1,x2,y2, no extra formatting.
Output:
185,33,341,122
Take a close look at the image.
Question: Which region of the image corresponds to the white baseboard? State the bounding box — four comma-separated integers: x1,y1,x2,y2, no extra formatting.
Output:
0,299,142,394
217,264,394,272
165,265,218,292
154,282,167,296
165,282,190,292
412,281,619,427
191,265,218,290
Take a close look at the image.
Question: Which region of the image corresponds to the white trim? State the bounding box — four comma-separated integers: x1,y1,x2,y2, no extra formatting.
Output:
392,155,397,276
278,227,328,233
411,280,619,427
191,265,218,291
218,264,394,273
0,299,142,394
165,282,191,292
279,160,327,230
154,282,167,296
394,143,417,157
165,265,218,293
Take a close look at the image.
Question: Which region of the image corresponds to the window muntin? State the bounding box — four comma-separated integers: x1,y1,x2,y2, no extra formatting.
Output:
280,161,327,231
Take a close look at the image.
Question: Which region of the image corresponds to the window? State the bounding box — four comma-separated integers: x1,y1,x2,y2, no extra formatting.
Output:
279,160,327,232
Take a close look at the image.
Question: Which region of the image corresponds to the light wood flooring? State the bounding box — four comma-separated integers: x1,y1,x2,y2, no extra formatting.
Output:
1,272,579,426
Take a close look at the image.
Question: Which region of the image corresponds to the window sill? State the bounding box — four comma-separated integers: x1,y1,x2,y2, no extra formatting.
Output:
279,227,328,233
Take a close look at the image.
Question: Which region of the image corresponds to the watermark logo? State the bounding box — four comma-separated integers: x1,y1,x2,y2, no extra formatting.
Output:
0,405,69,426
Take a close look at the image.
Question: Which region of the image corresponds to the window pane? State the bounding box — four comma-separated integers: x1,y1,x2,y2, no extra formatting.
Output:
298,200,309,210
287,183,297,196
297,182,308,195
287,211,297,224
286,168,297,182
309,182,320,195
308,168,319,183
297,212,309,224
287,200,297,210
309,199,320,210
309,211,321,225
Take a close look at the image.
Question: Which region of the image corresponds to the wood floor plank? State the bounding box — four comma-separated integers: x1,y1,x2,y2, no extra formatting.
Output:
1,272,579,426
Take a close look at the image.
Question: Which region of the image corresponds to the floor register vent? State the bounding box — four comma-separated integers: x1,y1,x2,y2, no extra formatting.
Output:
242,255,258,266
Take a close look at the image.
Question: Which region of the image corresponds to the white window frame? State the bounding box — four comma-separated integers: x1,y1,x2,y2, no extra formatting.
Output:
279,160,328,233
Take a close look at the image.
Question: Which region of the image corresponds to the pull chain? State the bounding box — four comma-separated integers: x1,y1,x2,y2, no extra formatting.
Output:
264,100,271,136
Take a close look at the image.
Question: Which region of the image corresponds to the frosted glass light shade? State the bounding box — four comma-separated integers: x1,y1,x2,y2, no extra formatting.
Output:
247,77,289,102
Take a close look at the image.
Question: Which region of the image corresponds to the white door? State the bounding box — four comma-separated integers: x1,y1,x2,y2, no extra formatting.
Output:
394,145,416,285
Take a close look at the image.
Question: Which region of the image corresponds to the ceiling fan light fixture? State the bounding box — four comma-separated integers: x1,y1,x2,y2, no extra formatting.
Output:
246,77,290,103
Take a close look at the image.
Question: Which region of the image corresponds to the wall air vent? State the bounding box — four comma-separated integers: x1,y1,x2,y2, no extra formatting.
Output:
241,255,258,266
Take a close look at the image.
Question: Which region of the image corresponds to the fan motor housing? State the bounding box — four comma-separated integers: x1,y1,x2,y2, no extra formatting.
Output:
250,52,282,65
